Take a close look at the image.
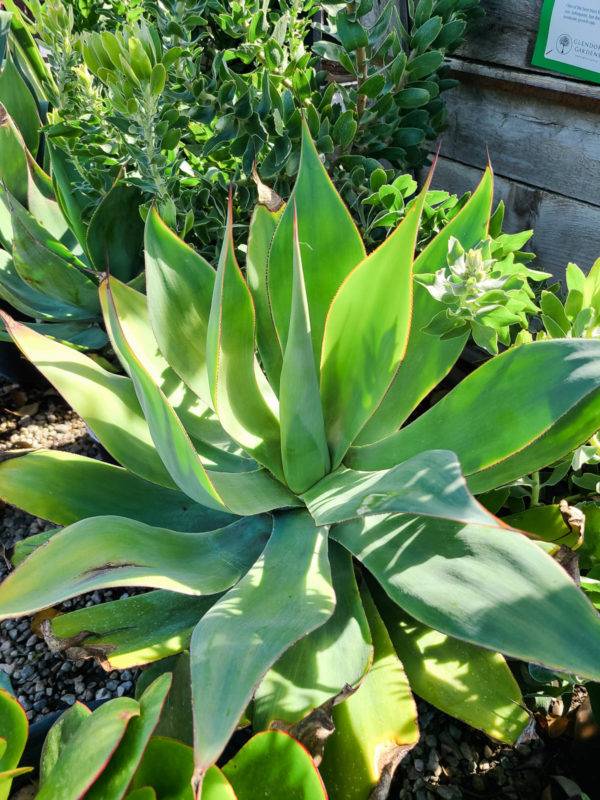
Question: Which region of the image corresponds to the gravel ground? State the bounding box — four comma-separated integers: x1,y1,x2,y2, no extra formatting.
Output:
0,375,598,799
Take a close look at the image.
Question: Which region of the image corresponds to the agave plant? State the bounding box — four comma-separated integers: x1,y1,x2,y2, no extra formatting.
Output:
2,124,600,799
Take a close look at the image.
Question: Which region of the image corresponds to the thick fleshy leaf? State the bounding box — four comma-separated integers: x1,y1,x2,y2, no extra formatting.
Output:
0,689,28,800
253,541,371,729
356,169,493,443
0,450,236,531
348,339,600,495
206,198,282,479
84,674,172,800
135,653,193,746
36,699,139,800
373,584,528,743
101,279,225,510
319,586,419,800
0,515,272,618
303,450,497,527
47,141,89,253
125,789,157,800
267,119,366,375
223,731,327,799
190,510,335,783
332,513,600,680
9,193,99,312
145,208,216,407
49,591,222,669
503,505,581,548
40,702,91,785
0,1,55,97
0,49,39,154
279,206,330,492
86,181,144,282
320,180,429,467
0,314,177,489
246,203,285,389
0,104,28,206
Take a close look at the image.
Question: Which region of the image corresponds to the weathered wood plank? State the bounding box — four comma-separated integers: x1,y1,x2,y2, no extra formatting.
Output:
437,77,600,204
421,156,600,282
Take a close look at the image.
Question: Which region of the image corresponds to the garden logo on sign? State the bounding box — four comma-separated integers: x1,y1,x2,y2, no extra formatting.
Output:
533,0,600,83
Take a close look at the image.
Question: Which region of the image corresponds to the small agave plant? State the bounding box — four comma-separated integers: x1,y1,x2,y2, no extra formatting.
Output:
2,124,600,799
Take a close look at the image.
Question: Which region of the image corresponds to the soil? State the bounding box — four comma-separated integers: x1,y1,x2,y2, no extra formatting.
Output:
0,376,598,800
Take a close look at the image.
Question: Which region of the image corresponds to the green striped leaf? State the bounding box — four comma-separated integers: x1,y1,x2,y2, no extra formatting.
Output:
101,279,225,510
332,513,600,680
373,585,528,744
279,205,330,492
253,541,371,729
355,168,493,444
145,207,216,407
206,198,282,479
348,339,600,495
320,180,429,466
0,515,272,619
0,450,236,531
190,510,335,784
303,450,497,527
246,203,285,390
49,590,222,669
267,119,365,376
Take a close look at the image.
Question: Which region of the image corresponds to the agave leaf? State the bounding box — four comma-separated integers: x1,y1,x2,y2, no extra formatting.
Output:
206,195,283,480
246,203,285,389
279,204,330,492
320,178,429,466
267,119,366,376
37,698,140,800
222,731,327,799
124,789,157,800
190,509,335,783
47,141,89,253
208,467,300,516
348,339,600,494
84,674,172,800
101,279,225,510
1,315,178,489
86,181,145,282
303,450,496,526
40,702,91,785
253,541,372,729
0,689,28,800
332,513,600,680
319,585,419,800
0,1,56,97
145,207,216,407
135,653,193,745
373,584,529,744
0,49,39,154
0,450,236,531
0,515,272,619
0,104,28,205
9,193,99,312
356,168,493,443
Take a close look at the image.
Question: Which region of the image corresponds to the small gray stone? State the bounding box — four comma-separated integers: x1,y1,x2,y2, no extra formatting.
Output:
95,687,111,701
25,634,38,648
62,694,76,706
437,786,462,800
413,758,424,772
106,680,118,691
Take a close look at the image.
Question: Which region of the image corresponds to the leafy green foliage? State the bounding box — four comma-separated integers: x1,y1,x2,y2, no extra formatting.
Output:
2,125,600,798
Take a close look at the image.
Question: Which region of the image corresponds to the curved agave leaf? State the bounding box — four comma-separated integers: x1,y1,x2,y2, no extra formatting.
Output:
320,177,430,467
348,339,600,494
206,196,283,480
319,585,419,800
0,49,39,154
279,205,330,492
0,450,236,531
84,674,172,800
40,702,91,785
190,510,335,786
0,515,272,618
246,203,285,389
49,590,222,669
0,688,29,800
145,207,216,407
0,313,178,489
267,119,366,378
332,513,600,680
356,168,494,443
222,731,327,799
101,279,225,510
303,450,497,527
37,699,140,800
373,583,529,744
47,141,89,254
253,541,372,729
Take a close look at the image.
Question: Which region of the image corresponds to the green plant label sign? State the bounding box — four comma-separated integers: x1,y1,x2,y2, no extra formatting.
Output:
532,0,600,84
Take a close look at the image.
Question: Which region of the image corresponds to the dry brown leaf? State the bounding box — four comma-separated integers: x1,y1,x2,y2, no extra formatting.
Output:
31,607,63,637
